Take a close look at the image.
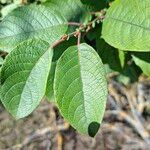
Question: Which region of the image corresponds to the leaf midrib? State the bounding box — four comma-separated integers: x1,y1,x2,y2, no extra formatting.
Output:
77,45,89,123
106,16,150,31
0,23,67,40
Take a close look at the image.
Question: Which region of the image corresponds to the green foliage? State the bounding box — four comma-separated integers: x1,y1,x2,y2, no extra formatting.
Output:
102,0,150,52
132,53,150,76
45,62,56,102
118,50,126,68
116,62,141,85
45,0,86,21
0,39,53,118
0,0,150,137
44,0,91,33
0,0,22,20
52,37,77,62
81,0,108,11
0,4,67,52
54,44,107,136
96,39,123,73
0,56,3,65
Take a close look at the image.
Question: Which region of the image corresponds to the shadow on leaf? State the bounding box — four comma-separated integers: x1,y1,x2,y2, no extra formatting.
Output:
88,122,100,137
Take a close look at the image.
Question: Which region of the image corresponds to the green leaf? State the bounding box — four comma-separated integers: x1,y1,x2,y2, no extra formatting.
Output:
44,0,91,34
45,62,56,102
0,4,67,52
44,0,86,21
1,3,21,19
102,0,150,52
96,39,122,73
118,50,126,68
116,62,141,84
0,56,4,65
86,24,102,41
0,39,53,119
54,43,107,136
132,52,150,76
53,37,77,62
81,0,108,11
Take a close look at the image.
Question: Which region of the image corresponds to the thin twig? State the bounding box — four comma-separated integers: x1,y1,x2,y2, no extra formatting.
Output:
68,31,78,37
51,31,79,49
68,22,82,27
51,34,68,49
77,32,81,46
51,10,106,49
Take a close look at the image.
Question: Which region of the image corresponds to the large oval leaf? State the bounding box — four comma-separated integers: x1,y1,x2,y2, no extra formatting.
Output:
54,43,107,136
132,52,150,76
102,0,150,52
0,5,67,52
0,39,53,119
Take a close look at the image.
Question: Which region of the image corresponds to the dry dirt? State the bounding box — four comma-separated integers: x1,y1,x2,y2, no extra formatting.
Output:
0,79,150,150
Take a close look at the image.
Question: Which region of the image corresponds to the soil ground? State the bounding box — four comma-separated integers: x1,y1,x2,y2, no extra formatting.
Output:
0,78,150,150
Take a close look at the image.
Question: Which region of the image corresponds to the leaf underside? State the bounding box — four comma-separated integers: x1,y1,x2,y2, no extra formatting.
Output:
102,0,150,52
0,39,53,119
45,62,56,102
0,4,67,52
54,43,107,136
